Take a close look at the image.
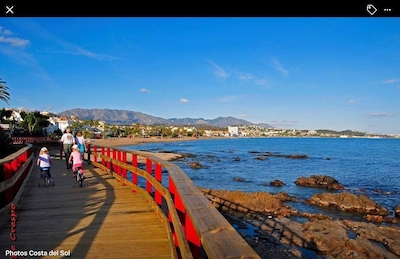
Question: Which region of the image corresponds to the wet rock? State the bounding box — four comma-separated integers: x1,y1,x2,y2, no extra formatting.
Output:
343,219,400,257
199,188,297,217
306,192,390,215
298,212,333,221
254,156,266,160
233,156,240,161
395,205,400,217
202,188,400,259
189,161,203,169
270,179,285,187
302,219,393,259
283,154,308,159
233,177,245,182
295,174,345,190
263,152,308,159
366,214,400,224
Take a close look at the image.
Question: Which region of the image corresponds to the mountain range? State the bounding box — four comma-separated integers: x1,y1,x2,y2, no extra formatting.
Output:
58,108,271,128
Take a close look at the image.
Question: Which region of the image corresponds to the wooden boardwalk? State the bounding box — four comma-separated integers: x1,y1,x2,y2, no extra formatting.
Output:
0,154,176,258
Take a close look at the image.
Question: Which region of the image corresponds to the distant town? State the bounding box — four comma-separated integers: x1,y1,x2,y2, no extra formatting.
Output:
1,108,399,139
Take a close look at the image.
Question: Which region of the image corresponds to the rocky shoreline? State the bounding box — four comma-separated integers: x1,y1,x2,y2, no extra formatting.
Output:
200,181,400,259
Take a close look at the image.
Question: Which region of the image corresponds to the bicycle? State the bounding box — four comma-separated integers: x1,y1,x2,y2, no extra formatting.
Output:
72,167,85,187
39,167,55,187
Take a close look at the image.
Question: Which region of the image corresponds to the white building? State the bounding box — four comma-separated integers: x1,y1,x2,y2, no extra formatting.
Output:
228,126,239,137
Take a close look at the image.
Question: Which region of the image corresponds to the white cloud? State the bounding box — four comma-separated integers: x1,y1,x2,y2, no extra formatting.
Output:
139,88,150,93
209,61,230,78
348,99,357,103
238,73,254,81
0,36,30,47
382,79,399,84
0,26,12,35
368,112,393,117
180,98,189,103
0,26,30,48
272,58,289,76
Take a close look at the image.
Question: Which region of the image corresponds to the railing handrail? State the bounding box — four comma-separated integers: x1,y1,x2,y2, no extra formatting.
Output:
91,144,261,259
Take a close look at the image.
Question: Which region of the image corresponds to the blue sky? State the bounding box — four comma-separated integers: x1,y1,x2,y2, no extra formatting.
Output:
0,18,399,134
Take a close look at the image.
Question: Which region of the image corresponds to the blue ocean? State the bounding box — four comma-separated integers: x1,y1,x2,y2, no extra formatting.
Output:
124,137,400,218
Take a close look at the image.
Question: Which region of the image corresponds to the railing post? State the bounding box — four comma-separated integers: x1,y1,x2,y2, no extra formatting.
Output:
117,150,122,177
106,148,111,170
101,147,105,166
155,163,162,205
113,149,117,180
145,158,153,194
94,145,98,163
122,152,127,183
131,154,138,186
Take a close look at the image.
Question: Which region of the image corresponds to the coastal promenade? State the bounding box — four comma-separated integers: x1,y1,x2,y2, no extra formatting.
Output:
0,152,177,258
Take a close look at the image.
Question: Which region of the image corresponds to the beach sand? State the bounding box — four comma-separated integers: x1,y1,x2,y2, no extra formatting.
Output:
86,136,222,161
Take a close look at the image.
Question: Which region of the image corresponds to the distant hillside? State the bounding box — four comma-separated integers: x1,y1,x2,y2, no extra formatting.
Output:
58,108,266,128
58,108,170,125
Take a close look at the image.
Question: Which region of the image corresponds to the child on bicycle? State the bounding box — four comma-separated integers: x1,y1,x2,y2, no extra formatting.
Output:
69,144,84,177
37,147,53,184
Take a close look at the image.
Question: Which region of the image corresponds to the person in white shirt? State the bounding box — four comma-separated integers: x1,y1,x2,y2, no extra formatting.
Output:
75,131,87,161
59,128,75,169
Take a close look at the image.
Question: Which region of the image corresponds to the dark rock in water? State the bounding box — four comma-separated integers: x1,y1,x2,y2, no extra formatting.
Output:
233,157,240,161
283,154,308,159
270,179,285,187
254,156,266,160
395,205,400,217
200,188,297,217
306,192,390,216
233,177,245,182
189,161,203,169
295,174,345,190
263,152,308,159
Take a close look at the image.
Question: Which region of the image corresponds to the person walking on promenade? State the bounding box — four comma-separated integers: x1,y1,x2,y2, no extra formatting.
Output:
60,128,75,169
75,131,87,161
37,147,53,184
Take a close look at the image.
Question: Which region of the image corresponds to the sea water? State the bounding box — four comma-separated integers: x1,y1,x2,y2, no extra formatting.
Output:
124,137,400,217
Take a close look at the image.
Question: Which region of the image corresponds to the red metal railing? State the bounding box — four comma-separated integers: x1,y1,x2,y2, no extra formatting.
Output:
89,144,261,259
11,137,50,144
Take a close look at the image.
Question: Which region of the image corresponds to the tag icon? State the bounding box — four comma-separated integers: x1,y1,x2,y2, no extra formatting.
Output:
366,4,377,15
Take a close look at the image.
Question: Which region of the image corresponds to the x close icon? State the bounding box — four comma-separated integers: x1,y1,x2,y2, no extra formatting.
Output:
5,5,14,14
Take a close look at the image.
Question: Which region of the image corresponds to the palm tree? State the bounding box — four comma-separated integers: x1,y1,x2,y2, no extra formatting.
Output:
0,78,10,104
